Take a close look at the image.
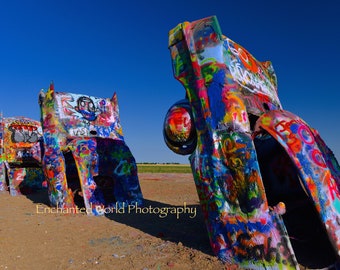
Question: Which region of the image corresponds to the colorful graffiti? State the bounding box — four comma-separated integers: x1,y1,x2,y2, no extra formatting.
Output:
163,99,197,155
39,83,143,216
0,116,45,195
164,16,340,269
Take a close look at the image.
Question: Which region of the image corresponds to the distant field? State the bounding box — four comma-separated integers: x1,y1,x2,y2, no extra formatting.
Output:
137,164,192,173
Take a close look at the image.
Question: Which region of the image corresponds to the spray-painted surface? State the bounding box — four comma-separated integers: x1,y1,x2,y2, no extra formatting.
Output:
0,116,45,195
255,111,340,254
39,83,143,216
164,16,340,269
163,99,197,155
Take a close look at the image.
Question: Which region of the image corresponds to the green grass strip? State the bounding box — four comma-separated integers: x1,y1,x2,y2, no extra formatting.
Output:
137,164,192,173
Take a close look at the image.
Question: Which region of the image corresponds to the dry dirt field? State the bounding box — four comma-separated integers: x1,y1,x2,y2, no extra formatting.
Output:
0,173,334,270
0,173,225,270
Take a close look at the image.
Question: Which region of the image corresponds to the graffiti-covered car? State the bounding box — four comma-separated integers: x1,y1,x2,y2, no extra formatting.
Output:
39,83,143,216
163,16,340,269
0,116,45,196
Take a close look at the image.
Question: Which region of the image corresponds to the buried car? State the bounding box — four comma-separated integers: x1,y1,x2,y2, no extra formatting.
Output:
163,16,340,269
39,83,143,216
0,116,45,196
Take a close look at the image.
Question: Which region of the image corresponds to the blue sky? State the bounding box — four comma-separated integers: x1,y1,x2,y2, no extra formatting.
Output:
0,0,339,164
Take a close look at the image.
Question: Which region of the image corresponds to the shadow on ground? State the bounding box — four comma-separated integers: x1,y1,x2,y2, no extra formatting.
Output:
105,199,213,256
24,189,50,205
22,190,214,256
21,189,340,269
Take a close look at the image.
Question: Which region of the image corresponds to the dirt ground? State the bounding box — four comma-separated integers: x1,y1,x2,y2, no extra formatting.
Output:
0,173,225,270
0,173,335,270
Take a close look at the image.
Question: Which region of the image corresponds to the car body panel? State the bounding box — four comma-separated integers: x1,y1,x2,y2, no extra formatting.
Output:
164,15,340,268
39,83,143,215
